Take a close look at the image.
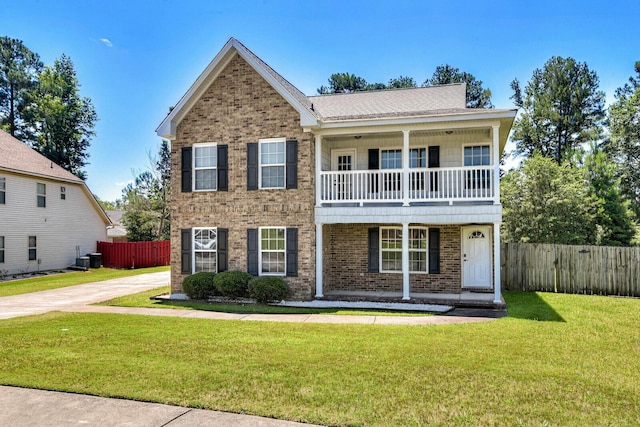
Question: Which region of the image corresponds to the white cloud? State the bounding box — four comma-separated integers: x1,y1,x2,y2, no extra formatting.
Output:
115,180,133,187
100,38,113,47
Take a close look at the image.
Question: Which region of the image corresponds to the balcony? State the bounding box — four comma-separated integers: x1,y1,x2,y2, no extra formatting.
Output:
318,166,495,206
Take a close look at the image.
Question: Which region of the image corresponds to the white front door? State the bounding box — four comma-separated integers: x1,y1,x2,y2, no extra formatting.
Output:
331,149,356,201
462,226,492,288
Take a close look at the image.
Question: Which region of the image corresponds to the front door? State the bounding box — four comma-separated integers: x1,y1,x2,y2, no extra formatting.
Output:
462,226,492,288
331,149,356,201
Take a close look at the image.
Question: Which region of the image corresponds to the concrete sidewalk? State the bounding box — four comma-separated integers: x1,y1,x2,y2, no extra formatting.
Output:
0,386,322,427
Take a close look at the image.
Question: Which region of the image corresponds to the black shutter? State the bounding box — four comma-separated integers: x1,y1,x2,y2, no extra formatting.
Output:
428,146,440,192
217,145,228,191
368,149,379,194
368,227,379,273
181,147,192,193
286,228,298,277
286,140,298,189
181,228,192,274
247,143,258,190
217,228,228,272
428,228,440,274
247,228,258,275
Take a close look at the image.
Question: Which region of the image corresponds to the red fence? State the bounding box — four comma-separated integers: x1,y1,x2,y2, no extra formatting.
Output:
97,240,171,269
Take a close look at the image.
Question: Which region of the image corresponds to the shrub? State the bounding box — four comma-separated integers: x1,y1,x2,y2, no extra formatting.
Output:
249,276,290,303
182,272,217,300
214,270,252,298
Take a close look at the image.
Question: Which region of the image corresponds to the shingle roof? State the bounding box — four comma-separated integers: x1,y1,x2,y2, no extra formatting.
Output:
0,130,84,183
309,84,468,121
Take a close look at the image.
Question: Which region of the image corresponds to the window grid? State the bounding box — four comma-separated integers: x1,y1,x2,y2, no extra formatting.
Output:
193,228,217,273
464,145,490,166
380,227,429,273
260,140,285,189
0,236,4,263
0,177,5,204
260,227,285,275
28,236,36,261
409,148,426,168
37,183,46,208
61,186,66,200
381,149,402,169
194,144,217,191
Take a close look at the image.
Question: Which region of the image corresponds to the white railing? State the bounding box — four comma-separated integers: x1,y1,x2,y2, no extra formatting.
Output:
319,166,494,204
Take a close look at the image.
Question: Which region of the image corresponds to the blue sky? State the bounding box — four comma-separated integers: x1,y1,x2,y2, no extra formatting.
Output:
2,0,639,202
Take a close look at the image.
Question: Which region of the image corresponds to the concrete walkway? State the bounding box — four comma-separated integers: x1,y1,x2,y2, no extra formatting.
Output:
0,386,322,427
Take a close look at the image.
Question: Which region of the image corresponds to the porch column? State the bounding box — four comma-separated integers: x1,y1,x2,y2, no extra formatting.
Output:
402,130,410,206
492,125,500,205
315,223,323,298
493,222,501,304
402,222,410,300
315,135,322,207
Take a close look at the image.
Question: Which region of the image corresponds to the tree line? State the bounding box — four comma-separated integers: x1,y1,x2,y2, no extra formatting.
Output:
318,58,640,246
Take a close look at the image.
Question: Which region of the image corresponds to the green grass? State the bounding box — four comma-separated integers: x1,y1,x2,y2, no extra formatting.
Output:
1,291,639,426
0,266,169,297
98,286,430,316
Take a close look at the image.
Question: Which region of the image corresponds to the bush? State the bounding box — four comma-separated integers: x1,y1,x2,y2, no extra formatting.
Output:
182,272,217,300
249,276,290,303
214,270,252,298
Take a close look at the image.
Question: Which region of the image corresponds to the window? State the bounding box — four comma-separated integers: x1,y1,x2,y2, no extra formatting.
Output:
0,177,5,204
464,145,491,190
260,138,285,189
0,236,4,263
381,149,402,194
28,236,36,261
193,228,217,272
193,143,217,191
259,227,285,275
410,148,426,191
37,183,46,207
60,186,66,200
380,227,428,273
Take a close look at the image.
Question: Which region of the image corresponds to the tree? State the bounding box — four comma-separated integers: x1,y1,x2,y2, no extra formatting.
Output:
583,147,636,246
388,76,417,89
23,54,97,179
606,61,640,218
510,56,606,165
0,37,42,140
501,154,596,245
423,65,493,108
121,141,171,242
317,72,367,94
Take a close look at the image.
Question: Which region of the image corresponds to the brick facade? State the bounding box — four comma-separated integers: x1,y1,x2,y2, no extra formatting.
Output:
323,224,463,294
170,53,315,299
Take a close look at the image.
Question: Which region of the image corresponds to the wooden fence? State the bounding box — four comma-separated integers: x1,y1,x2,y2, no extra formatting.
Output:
501,242,640,297
97,240,170,269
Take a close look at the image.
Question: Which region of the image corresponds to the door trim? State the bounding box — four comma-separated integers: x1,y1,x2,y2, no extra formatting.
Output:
461,225,492,288
331,149,357,171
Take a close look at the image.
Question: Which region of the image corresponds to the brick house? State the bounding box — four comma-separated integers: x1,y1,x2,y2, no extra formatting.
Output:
156,38,516,307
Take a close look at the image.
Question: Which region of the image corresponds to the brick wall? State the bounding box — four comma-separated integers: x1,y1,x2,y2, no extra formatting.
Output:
323,224,462,294
170,53,315,299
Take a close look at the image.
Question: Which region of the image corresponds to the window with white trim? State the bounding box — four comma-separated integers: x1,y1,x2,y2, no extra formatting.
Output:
193,143,217,191
259,227,285,275
259,138,285,189
409,148,427,191
60,186,66,200
0,177,5,204
193,228,217,272
37,183,46,207
380,227,428,273
463,145,491,190
28,236,37,261
0,236,4,263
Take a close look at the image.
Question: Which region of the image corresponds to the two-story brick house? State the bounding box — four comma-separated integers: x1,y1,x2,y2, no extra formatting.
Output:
157,38,516,307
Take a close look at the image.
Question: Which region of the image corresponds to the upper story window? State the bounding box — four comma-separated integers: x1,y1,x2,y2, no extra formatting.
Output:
60,186,66,200
259,138,285,189
409,148,426,168
37,183,46,208
464,145,490,166
381,149,402,169
193,143,217,191
0,177,5,204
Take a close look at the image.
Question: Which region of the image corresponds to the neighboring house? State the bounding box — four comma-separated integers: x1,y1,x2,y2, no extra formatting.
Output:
0,130,110,275
106,210,128,242
156,38,516,306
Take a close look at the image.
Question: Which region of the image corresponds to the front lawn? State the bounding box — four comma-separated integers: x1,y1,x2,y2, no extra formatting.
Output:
0,266,169,297
0,291,638,426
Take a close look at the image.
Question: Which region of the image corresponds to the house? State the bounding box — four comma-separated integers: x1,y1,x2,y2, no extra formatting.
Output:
106,210,128,242
0,130,110,276
156,38,516,307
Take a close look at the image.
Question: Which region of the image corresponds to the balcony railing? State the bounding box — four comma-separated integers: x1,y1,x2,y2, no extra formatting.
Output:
319,166,495,205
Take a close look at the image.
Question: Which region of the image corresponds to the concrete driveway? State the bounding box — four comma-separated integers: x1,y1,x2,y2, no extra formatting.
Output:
0,271,169,319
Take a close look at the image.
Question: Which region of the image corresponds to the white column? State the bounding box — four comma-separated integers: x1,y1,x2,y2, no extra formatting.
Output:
315,135,322,207
492,125,500,205
315,223,323,298
402,130,410,206
493,222,501,304
402,222,410,300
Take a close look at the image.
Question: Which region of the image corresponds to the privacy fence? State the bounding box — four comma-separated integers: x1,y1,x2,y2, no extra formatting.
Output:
501,242,640,297
97,240,170,269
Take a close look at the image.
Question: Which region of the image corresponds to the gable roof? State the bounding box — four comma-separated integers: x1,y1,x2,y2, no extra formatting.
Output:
0,130,111,225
